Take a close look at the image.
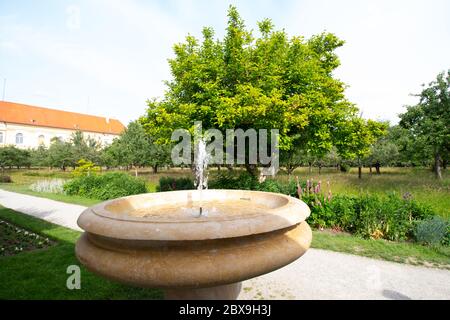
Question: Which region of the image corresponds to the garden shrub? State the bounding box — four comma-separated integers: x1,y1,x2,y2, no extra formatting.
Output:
306,192,436,241
157,177,194,191
64,172,147,200
257,179,298,197
0,175,12,183
414,216,449,245
209,171,258,190
72,159,100,177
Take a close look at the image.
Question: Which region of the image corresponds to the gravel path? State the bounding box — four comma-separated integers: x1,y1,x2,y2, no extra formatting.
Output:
239,249,450,300
1,188,449,300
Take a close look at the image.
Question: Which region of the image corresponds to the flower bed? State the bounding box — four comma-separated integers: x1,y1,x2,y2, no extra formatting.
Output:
0,219,55,256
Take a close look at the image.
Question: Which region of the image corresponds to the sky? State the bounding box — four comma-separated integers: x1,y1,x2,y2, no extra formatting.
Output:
1,0,449,126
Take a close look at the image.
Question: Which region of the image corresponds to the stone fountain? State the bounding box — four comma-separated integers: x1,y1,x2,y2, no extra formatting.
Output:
75,189,311,299
75,140,312,299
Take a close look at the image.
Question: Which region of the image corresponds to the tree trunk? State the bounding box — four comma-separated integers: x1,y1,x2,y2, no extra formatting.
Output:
358,166,362,179
434,153,442,179
308,162,312,173
152,165,158,174
375,161,381,174
369,166,372,174
134,166,138,177
287,166,294,177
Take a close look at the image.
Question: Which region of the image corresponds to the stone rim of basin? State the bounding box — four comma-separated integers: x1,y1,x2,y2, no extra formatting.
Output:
77,189,310,241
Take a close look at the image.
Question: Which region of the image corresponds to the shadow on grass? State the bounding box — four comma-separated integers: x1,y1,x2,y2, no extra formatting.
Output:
0,206,163,300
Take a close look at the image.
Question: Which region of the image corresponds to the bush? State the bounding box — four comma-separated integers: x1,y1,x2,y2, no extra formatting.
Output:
339,163,350,172
257,179,297,197
72,159,100,177
29,179,65,194
209,171,258,190
157,177,194,192
64,172,147,200
415,216,449,245
0,175,12,183
305,192,436,241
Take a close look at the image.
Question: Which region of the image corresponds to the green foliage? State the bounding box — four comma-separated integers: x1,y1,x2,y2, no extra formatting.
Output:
157,177,195,192
103,121,171,174
210,172,438,242
415,216,449,245
47,138,76,170
72,159,100,177
29,145,49,167
0,146,31,170
209,171,259,190
305,192,435,241
209,171,297,196
140,6,361,171
335,118,388,162
63,172,147,200
71,130,102,164
366,127,400,167
400,70,450,178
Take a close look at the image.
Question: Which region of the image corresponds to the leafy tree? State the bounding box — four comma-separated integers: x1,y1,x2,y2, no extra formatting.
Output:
71,130,101,164
118,121,170,176
365,124,399,173
400,70,450,179
30,145,50,168
101,138,127,169
47,138,75,171
140,6,358,176
335,118,387,178
73,159,100,177
0,146,31,171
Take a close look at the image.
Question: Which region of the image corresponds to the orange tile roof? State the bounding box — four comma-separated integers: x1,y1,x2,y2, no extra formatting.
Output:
0,101,125,135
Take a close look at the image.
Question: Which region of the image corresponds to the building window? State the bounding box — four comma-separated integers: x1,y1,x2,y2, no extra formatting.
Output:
16,133,23,144
0,132,3,143
38,135,45,145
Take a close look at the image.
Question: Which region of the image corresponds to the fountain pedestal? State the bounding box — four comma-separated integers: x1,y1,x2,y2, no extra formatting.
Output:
164,283,242,300
75,190,312,300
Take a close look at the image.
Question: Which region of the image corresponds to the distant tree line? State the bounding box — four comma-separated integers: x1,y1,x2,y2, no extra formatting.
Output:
0,122,171,176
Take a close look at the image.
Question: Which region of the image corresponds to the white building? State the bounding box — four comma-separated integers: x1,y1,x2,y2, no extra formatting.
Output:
0,101,125,149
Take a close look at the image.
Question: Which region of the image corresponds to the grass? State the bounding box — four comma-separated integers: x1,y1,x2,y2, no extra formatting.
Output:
0,205,163,299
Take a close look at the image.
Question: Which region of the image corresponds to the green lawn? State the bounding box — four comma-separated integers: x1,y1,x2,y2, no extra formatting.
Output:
0,206,163,299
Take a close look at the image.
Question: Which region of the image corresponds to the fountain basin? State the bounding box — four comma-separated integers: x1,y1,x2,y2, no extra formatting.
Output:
75,189,312,299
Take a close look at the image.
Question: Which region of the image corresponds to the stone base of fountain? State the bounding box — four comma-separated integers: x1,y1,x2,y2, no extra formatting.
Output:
75,190,312,300
164,282,242,300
